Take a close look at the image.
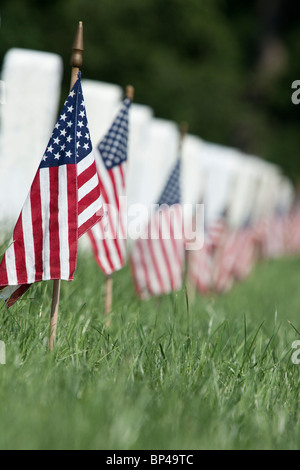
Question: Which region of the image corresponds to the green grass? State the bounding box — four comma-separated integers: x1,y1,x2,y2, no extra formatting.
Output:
0,250,300,450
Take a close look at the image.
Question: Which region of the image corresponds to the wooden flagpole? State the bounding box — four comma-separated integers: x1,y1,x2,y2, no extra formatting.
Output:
49,21,84,351
126,84,135,103
104,84,134,327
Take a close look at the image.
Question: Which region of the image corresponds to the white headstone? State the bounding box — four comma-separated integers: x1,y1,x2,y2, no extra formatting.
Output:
0,48,63,237
81,79,123,148
252,160,281,220
228,155,262,228
127,117,179,241
138,117,179,210
193,139,242,227
127,103,154,208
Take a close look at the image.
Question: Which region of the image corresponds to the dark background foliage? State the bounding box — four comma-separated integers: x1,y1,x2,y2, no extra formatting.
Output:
0,0,299,180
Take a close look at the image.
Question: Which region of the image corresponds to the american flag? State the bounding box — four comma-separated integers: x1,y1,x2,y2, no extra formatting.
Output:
285,208,300,255
0,73,103,307
212,217,256,292
264,210,287,259
206,213,227,251
233,220,257,281
87,96,131,275
187,212,227,295
211,228,237,293
187,240,213,295
130,159,185,299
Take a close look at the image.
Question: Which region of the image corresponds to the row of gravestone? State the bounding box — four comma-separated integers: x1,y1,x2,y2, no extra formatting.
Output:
0,48,294,248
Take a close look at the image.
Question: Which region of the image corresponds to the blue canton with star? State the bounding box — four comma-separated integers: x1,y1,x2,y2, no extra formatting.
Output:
40,73,92,169
97,97,131,170
156,159,181,206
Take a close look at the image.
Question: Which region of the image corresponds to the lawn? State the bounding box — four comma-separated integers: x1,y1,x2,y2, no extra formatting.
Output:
0,249,300,450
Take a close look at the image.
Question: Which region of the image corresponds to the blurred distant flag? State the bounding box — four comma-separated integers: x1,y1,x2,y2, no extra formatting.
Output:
212,214,256,292
187,237,213,295
87,94,132,275
264,208,287,260
187,209,227,295
0,73,103,307
211,227,238,293
206,211,227,252
233,217,257,281
130,159,185,298
251,216,268,257
286,207,300,255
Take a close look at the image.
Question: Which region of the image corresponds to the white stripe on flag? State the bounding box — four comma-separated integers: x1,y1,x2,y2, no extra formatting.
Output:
95,152,116,205
153,238,172,293
91,214,123,273
161,210,181,290
58,165,70,280
112,165,126,242
78,195,103,229
78,172,99,201
3,239,17,285
90,223,113,274
77,150,95,176
146,246,163,295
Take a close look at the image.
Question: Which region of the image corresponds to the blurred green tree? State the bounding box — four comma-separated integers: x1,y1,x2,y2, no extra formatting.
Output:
0,0,299,180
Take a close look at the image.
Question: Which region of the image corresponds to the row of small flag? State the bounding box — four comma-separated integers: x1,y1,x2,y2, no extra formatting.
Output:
0,69,299,309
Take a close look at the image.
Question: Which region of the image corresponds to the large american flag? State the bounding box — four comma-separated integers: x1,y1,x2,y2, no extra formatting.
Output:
130,159,185,299
87,96,131,275
0,73,103,307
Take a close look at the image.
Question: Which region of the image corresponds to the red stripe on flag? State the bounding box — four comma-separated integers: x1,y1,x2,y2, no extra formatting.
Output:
13,214,27,284
98,203,124,268
112,166,126,240
30,171,43,282
67,164,78,279
98,173,109,204
107,202,125,265
119,163,126,189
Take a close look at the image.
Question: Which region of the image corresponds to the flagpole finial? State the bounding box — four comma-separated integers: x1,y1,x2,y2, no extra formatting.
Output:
70,21,84,68
70,21,84,89
179,121,188,140
126,85,135,101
